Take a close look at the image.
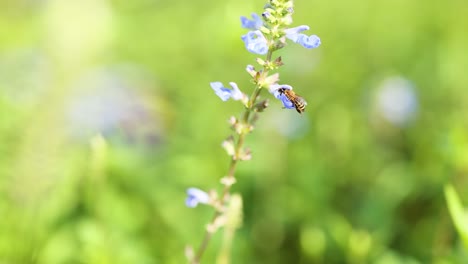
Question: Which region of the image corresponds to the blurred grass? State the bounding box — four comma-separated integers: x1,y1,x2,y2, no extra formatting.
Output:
1,0,468,263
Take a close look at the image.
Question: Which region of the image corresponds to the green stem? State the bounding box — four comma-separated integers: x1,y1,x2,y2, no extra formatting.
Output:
191,49,274,264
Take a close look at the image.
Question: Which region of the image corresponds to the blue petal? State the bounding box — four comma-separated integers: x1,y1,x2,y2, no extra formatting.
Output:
211,82,233,101
240,13,263,30
285,25,310,41
279,94,295,109
297,34,321,49
245,41,268,55
241,31,269,55
228,82,243,100
211,82,245,101
186,196,199,208
270,84,292,95
186,188,209,208
242,31,260,42
285,26,321,49
270,85,295,109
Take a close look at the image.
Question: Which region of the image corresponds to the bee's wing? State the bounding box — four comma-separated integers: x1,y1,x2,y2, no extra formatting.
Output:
296,96,307,106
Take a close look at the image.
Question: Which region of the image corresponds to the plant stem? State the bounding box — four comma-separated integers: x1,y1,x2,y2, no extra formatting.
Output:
191,49,274,264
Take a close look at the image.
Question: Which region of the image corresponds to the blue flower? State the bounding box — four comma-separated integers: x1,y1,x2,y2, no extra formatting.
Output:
285,25,321,49
241,30,268,55
295,34,321,49
284,25,309,40
261,11,272,20
269,84,295,109
246,64,256,77
240,13,263,30
186,188,210,208
210,82,243,101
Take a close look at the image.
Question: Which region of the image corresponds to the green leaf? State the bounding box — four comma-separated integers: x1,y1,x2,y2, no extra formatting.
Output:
444,184,468,250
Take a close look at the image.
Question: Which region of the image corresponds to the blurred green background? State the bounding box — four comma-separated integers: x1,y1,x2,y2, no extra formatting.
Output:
1,0,468,263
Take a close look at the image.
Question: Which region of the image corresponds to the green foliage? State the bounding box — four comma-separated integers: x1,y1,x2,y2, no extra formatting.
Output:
1,0,468,263
445,184,468,250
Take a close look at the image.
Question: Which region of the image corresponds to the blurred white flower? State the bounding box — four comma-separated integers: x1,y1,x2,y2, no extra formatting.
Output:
269,108,310,139
375,77,418,126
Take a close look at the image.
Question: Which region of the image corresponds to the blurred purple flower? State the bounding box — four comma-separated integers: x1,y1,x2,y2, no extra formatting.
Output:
66,66,164,145
186,188,210,208
241,30,268,55
240,13,263,30
376,77,418,126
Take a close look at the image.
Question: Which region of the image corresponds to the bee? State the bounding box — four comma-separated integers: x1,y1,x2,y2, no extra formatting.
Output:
277,87,307,114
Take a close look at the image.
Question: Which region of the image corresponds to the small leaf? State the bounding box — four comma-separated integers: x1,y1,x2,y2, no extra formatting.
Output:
226,194,243,229
237,147,252,161
445,184,468,250
229,116,238,133
260,26,270,35
256,58,266,66
207,215,226,233
216,194,243,264
221,136,235,156
274,56,284,67
253,99,269,112
184,246,195,262
232,122,253,135
220,176,236,187
250,113,259,126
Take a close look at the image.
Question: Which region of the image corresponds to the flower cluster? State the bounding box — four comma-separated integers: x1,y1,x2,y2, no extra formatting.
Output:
238,0,321,111
240,1,321,55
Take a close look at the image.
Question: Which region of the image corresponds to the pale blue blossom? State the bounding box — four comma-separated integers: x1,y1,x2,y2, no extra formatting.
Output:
241,30,269,55
210,82,243,101
269,84,295,109
284,25,310,39
285,25,321,49
186,188,210,208
240,13,263,30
